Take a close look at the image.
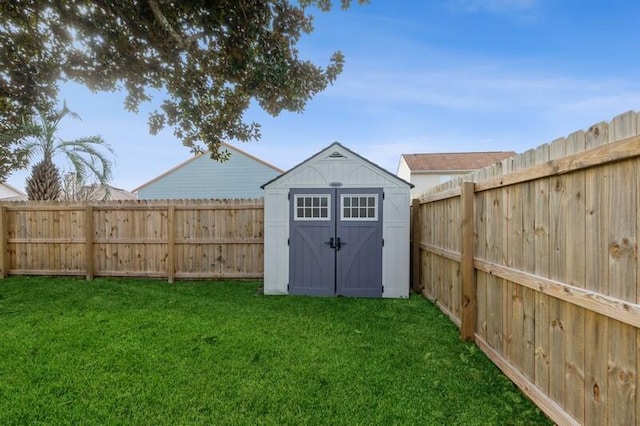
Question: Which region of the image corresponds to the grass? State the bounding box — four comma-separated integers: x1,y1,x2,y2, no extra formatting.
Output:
0,277,551,425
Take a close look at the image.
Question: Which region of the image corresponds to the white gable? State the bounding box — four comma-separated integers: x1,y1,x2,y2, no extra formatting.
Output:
264,143,411,190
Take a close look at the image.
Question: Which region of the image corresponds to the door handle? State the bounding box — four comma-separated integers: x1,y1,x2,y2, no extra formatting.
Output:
324,237,335,249
336,237,345,251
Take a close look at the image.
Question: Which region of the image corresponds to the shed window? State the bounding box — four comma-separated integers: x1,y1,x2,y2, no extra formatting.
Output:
294,194,330,220
341,194,378,221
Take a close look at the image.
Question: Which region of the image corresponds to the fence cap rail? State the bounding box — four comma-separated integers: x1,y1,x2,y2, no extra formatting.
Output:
0,198,264,208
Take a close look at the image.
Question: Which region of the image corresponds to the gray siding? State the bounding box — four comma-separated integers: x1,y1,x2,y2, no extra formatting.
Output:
137,147,280,199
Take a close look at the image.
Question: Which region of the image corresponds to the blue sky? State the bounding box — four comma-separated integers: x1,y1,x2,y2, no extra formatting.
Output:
6,0,640,192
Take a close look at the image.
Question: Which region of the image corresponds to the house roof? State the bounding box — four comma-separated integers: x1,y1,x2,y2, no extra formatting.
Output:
132,142,284,192
0,181,26,196
0,182,27,201
105,186,137,200
401,151,516,172
90,184,137,200
262,142,414,189
0,194,28,201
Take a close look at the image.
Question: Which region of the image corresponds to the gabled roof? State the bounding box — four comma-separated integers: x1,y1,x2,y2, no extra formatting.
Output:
262,142,414,188
0,194,28,201
86,184,137,201
401,151,516,172
0,181,26,195
105,185,137,200
132,142,284,192
0,182,27,200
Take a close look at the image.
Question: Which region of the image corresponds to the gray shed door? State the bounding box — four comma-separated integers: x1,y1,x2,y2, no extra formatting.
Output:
289,188,383,297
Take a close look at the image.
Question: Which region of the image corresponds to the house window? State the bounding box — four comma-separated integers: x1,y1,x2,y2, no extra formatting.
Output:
294,195,330,220
341,194,378,221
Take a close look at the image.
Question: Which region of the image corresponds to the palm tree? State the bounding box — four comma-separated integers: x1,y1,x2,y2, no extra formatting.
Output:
15,102,115,200
25,156,62,201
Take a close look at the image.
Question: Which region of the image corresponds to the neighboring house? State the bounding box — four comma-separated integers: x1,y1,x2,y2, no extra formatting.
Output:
397,151,516,198
60,174,136,201
98,185,137,201
0,182,27,201
64,184,137,201
133,143,283,200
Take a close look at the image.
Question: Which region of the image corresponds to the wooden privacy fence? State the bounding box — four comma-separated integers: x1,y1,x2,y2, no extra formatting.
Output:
0,199,264,282
412,110,640,426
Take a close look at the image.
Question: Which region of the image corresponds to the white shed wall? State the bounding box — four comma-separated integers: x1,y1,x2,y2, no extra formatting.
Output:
263,188,289,295
263,144,411,298
381,188,410,298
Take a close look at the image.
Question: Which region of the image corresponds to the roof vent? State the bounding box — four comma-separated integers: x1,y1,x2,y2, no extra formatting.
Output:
327,151,345,159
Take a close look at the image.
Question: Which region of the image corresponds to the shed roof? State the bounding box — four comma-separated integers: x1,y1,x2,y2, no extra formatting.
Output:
401,151,516,172
262,142,414,189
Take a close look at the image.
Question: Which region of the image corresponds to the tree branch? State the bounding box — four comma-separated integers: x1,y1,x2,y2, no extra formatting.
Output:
147,0,186,49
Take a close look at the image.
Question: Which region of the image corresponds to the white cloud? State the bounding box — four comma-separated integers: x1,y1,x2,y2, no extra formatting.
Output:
316,52,640,173
325,61,640,120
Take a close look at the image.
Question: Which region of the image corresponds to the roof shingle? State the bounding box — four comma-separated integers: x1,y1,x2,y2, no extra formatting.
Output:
401,151,516,172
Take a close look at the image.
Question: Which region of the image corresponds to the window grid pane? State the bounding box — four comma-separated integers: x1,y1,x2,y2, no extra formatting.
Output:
341,194,378,221
294,195,331,221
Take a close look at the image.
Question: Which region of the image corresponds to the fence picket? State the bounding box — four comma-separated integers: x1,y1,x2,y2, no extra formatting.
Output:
584,120,610,425
563,130,587,423
607,112,638,426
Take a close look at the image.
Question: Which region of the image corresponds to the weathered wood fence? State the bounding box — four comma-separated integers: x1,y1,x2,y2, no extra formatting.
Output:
0,199,264,281
411,110,640,425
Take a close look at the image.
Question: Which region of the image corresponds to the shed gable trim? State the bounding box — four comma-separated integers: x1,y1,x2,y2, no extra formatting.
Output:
262,142,414,189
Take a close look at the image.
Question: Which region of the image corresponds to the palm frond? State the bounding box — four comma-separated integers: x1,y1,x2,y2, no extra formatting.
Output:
15,102,116,195
59,136,115,185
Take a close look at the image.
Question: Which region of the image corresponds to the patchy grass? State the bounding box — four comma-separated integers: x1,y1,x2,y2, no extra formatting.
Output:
0,277,551,425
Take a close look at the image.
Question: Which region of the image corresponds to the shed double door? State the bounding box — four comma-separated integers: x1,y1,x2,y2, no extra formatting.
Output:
289,188,383,297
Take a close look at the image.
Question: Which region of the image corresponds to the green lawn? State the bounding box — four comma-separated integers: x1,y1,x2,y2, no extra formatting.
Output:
0,277,551,425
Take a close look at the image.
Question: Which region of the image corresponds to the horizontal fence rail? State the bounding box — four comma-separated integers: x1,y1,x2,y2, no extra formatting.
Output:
0,199,265,282
411,110,640,426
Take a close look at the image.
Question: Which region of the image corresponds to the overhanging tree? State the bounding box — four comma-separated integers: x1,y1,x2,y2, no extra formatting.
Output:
0,0,367,181
0,132,29,182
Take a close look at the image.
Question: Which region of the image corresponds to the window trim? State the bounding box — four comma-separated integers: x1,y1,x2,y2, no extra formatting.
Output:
340,194,379,221
293,194,331,221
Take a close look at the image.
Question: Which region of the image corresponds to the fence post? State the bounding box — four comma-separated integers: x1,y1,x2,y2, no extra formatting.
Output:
167,205,176,283
85,205,94,281
0,206,7,279
460,182,476,341
411,198,421,293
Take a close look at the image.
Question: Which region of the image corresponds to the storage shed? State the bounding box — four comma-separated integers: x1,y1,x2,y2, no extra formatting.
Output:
262,142,413,298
